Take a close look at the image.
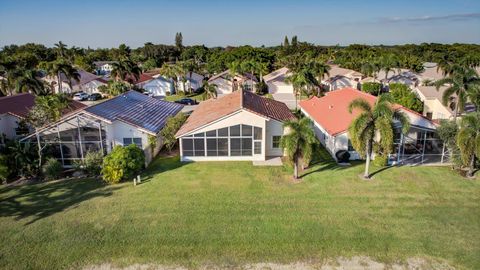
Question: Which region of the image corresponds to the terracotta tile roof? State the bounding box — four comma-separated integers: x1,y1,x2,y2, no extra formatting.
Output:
124,73,154,85
299,87,435,136
176,90,295,137
0,93,86,119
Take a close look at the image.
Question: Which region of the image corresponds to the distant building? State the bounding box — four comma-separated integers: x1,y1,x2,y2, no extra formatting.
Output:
93,61,117,75
208,70,258,96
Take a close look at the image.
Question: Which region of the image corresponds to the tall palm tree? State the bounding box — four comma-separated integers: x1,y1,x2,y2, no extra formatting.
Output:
285,68,318,108
54,41,68,59
456,112,480,177
348,94,409,179
435,66,480,121
14,69,48,95
280,117,318,180
111,58,141,83
227,61,242,92
379,54,399,82
41,60,80,93
202,81,217,100
159,63,182,94
309,59,330,96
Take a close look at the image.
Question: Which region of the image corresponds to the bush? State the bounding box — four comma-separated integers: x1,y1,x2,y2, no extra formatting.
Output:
389,83,423,113
102,145,145,184
74,151,103,176
361,82,382,95
42,158,63,180
255,81,268,95
373,155,388,167
160,113,188,151
0,154,10,184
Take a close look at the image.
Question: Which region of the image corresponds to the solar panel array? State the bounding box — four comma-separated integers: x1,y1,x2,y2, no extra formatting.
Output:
85,91,183,134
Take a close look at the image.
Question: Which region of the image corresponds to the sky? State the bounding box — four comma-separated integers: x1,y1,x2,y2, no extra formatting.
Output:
0,0,479,48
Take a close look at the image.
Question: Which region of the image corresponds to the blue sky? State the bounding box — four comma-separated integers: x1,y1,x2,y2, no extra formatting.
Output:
0,0,479,48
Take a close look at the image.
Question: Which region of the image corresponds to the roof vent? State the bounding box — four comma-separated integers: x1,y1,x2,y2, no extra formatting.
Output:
329,105,334,109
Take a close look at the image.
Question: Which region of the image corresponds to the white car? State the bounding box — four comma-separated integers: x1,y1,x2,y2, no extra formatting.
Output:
73,92,89,101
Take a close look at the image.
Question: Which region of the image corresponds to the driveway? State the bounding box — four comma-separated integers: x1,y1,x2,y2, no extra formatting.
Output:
272,93,297,110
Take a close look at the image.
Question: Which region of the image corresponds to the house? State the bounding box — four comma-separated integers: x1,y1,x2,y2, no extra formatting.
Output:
124,73,154,86
208,70,258,96
137,75,174,97
414,85,454,120
299,88,442,164
0,93,86,143
21,91,183,166
93,61,116,75
324,65,363,91
175,90,295,162
45,69,108,94
263,67,296,109
176,72,205,93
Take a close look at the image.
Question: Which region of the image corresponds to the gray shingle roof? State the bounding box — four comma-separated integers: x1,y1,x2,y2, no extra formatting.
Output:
85,91,183,134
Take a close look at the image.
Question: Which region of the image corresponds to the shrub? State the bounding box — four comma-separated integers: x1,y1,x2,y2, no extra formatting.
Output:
74,151,103,176
255,81,268,95
42,158,62,180
160,113,188,151
373,155,388,167
389,83,423,113
361,82,382,95
102,145,145,184
0,154,10,184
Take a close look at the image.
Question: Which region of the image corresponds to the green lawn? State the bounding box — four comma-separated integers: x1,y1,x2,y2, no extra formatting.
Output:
1,151,479,269
164,92,204,102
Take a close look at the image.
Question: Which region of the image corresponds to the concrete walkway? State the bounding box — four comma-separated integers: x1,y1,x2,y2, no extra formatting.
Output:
252,156,283,166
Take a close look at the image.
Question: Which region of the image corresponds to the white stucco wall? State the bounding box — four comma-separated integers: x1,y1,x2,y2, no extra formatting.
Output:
267,80,294,94
423,99,452,120
140,78,173,97
0,114,21,139
265,119,285,156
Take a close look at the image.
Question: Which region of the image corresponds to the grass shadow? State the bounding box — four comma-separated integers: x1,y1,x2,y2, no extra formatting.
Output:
0,179,120,225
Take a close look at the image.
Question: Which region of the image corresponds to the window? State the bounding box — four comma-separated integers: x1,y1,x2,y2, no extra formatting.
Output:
272,136,281,149
123,137,142,148
181,125,262,157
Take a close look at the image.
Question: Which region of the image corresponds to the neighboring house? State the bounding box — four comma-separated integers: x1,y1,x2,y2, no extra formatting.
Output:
299,88,440,164
21,91,183,166
324,65,363,91
208,70,258,96
177,72,205,93
264,67,293,94
414,85,454,120
124,73,154,86
45,69,108,94
138,76,174,97
0,93,86,143
263,67,296,109
93,61,116,75
175,90,295,162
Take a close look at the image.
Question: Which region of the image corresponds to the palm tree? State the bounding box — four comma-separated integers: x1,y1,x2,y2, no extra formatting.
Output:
41,60,80,93
435,66,480,121
54,41,68,58
348,94,409,179
309,59,330,96
14,69,48,95
159,63,182,94
227,61,242,92
285,68,318,108
111,58,141,83
456,112,480,177
202,81,217,100
379,54,398,82
280,117,318,180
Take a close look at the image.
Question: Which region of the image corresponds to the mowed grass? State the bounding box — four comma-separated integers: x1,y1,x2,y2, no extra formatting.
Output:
0,152,479,269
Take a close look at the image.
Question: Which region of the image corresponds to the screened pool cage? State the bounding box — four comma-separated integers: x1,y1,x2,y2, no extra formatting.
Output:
20,114,107,167
388,126,452,166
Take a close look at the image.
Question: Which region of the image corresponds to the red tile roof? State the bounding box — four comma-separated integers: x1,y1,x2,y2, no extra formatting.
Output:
299,87,426,136
124,73,154,85
176,90,295,137
0,93,87,119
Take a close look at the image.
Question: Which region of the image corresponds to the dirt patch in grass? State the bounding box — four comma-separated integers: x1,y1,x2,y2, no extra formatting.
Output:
84,257,455,270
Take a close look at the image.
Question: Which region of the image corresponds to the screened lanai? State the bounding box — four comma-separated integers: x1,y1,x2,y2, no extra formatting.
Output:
21,113,107,167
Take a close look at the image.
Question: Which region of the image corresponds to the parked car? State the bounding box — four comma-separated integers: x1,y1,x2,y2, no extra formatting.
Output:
175,98,197,105
88,93,103,101
73,92,89,101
